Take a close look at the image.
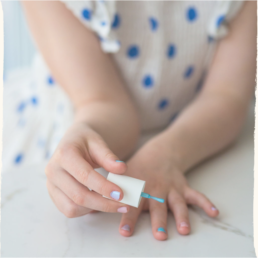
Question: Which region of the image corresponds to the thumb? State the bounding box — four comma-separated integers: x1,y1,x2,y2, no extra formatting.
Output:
88,138,127,174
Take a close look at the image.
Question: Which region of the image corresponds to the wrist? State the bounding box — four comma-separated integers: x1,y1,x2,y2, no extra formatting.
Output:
148,131,186,174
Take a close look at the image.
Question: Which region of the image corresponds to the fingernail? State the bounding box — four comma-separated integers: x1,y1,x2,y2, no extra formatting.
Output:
115,160,124,163
180,222,189,228
121,224,130,231
117,207,128,213
211,206,217,211
157,227,166,233
110,191,121,200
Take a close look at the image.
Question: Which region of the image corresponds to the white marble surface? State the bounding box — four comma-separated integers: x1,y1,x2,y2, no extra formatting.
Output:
1,105,256,257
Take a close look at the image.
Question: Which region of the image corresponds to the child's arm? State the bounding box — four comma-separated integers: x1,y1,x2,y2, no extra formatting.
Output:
159,0,256,173
21,1,140,158
118,1,256,241
21,1,140,216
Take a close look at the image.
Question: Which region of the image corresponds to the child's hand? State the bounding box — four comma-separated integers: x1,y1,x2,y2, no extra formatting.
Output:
119,135,219,241
45,121,130,217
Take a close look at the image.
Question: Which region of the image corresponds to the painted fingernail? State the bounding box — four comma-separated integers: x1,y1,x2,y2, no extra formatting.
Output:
180,222,189,228
211,206,217,211
115,160,124,163
157,227,166,233
110,191,121,200
117,207,128,213
121,224,130,231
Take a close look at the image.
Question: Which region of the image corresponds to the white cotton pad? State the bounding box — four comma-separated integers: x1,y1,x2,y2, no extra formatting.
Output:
103,173,146,208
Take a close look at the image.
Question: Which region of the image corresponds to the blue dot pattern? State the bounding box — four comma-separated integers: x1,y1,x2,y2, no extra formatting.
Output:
216,15,225,27
17,102,26,112
31,96,38,106
187,7,198,22
184,66,194,78
4,2,241,171
158,99,169,110
47,76,55,85
112,14,120,29
143,75,154,88
14,153,23,164
82,8,91,20
167,44,176,58
127,45,140,58
149,17,158,31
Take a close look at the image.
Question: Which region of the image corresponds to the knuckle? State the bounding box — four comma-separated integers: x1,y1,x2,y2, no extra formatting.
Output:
45,162,55,180
98,180,109,196
64,203,78,218
102,201,114,213
56,144,78,163
71,191,85,206
79,169,90,186
103,150,116,160
173,196,185,206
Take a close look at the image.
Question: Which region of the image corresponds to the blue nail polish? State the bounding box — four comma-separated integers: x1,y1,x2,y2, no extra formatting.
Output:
110,191,121,200
115,160,124,163
121,224,130,232
157,227,166,233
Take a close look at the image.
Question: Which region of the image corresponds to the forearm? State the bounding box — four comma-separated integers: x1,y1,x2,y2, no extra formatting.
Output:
154,1,256,173
158,92,251,173
21,1,140,158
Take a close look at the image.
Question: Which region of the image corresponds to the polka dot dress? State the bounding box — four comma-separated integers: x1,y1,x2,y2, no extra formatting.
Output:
61,0,244,130
2,0,244,172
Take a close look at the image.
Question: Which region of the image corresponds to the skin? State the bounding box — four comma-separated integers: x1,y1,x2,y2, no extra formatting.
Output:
21,1,256,241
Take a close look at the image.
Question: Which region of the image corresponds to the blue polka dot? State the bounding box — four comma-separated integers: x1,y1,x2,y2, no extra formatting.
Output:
31,96,38,106
187,7,198,22
142,75,154,88
216,15,225,27
82,8,91,20
14,153,23,164
101,21,107,26
167,44,176,58
149,17,158,31
17,102,26,112
47,76,55,85
127,45,140,58
158,99,169,110
112,14,120,29
184,66,194,79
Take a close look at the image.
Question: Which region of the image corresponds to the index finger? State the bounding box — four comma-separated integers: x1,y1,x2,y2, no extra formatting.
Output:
58,146,124,202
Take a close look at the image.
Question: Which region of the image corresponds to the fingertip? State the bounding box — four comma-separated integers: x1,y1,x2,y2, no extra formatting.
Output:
209,206,219,217
117,205,130,214
154,228,168,241
178,225,191,235
120,224,133,237
110,189,125,201
104,159,127,174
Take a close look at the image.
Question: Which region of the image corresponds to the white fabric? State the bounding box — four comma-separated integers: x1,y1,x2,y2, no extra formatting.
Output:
2,1,244,172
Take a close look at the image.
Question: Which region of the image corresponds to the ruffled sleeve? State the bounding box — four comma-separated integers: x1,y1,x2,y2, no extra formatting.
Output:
207,1,245,40
60,0,120,53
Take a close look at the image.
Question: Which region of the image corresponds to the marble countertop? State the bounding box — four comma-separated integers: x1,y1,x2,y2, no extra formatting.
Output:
1,105,256,257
